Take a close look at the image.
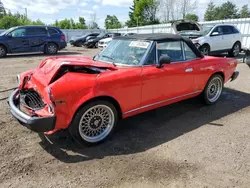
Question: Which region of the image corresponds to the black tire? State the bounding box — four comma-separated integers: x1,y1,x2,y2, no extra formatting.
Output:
203,74,224,105
95,42,98,48
0,45,7,58
199,44,210,56
68,100,118,146
45,43,58,55
229,42,241,57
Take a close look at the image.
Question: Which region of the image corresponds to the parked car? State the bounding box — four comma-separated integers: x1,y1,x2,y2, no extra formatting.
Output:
70,33,99,47
8,33,239,145
98,33,121,48
0,25,67,57
84,32,120,48
191,24,242,56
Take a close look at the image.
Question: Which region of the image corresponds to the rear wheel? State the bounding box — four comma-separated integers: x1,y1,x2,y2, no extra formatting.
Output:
199,44,210,55
69,100,118,145
203,74,224,105
229,42,241,57
0,45,7,58
45,43,58,55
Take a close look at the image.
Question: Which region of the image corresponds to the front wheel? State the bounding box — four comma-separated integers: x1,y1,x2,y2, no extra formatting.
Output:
199,44,210,56
45,43,58,55
69,100,118,145
203,74,224,105
0,45,7,58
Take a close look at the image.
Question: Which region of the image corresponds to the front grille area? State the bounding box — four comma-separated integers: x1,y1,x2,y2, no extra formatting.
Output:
99,41,104,45
20,90,45,110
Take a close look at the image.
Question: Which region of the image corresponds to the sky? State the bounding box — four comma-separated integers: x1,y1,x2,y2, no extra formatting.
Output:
1,0,250,29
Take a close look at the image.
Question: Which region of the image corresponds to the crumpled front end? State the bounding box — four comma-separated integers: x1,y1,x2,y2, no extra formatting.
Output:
8,56,115,134
8,68,57,133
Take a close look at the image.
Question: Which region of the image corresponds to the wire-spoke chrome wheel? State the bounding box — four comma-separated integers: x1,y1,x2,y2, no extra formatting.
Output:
78,105,115,143
206,77,223,103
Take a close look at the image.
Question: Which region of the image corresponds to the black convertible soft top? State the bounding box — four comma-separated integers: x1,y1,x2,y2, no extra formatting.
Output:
116,33,182,41
114,33,204,58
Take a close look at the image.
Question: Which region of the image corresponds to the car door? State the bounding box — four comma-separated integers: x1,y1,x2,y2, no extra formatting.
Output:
7,28,30,53
26,27,48,52
141,40,195,107
221,25,234,50
209,26,225,51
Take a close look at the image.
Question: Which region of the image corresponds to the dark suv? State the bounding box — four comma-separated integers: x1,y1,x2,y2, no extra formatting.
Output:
0,25,67,57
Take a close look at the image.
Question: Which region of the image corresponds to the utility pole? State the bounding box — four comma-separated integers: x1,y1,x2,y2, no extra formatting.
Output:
25,8,27,18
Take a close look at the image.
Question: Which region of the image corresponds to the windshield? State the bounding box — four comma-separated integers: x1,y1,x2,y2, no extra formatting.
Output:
0,27,16,36
94,39,151,66
202,25,214,35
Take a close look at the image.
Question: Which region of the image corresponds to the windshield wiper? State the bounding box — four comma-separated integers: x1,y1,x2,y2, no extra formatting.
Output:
101,55,116,66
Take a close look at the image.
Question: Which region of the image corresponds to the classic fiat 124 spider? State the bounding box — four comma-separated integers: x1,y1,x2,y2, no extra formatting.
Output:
8,34,239,145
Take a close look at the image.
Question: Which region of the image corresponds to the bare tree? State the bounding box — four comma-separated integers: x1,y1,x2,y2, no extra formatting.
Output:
88,13,99,29
180,0,197,19
160,0,196,21
160,0,175,22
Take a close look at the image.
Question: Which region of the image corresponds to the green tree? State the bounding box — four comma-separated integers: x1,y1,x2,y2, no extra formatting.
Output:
204,1,239,21
0,0,5,17
126,0,159,27
218,1,238,19
185,13,198,21
134,0,160,25
77,17,87,29
240,5,250,18
204,1,216,21
0,14,20,29
105,15,121,29
32,19,45,25
125,0,138,27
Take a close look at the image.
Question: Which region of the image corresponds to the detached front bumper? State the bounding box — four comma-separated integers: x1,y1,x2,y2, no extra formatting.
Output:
231,71,239,81
8,89,56,132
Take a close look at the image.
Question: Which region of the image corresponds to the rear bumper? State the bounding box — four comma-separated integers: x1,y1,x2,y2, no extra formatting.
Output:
231,71,239,81
58,41,67,50
8,89,56,132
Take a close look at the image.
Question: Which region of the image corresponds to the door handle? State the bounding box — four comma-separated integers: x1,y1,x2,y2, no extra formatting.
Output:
185,68,193,72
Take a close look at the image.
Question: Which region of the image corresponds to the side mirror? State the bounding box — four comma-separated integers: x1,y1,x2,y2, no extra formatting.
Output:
157,55,171,68
7,33,12,38
211,32,219,36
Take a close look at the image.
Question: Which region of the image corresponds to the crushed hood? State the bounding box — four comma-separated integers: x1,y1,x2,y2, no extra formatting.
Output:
30,56,117,87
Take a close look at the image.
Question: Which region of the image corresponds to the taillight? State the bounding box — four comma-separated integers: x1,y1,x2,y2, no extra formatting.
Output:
61,35,66,40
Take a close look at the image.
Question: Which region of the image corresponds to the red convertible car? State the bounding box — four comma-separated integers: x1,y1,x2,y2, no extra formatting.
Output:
8,34,239,145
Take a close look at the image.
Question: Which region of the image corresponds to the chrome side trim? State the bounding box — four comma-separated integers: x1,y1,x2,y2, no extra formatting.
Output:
123,90,203,115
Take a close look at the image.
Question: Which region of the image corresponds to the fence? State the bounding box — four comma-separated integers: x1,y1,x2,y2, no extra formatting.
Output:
1,18,250,48
109,18,250,49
